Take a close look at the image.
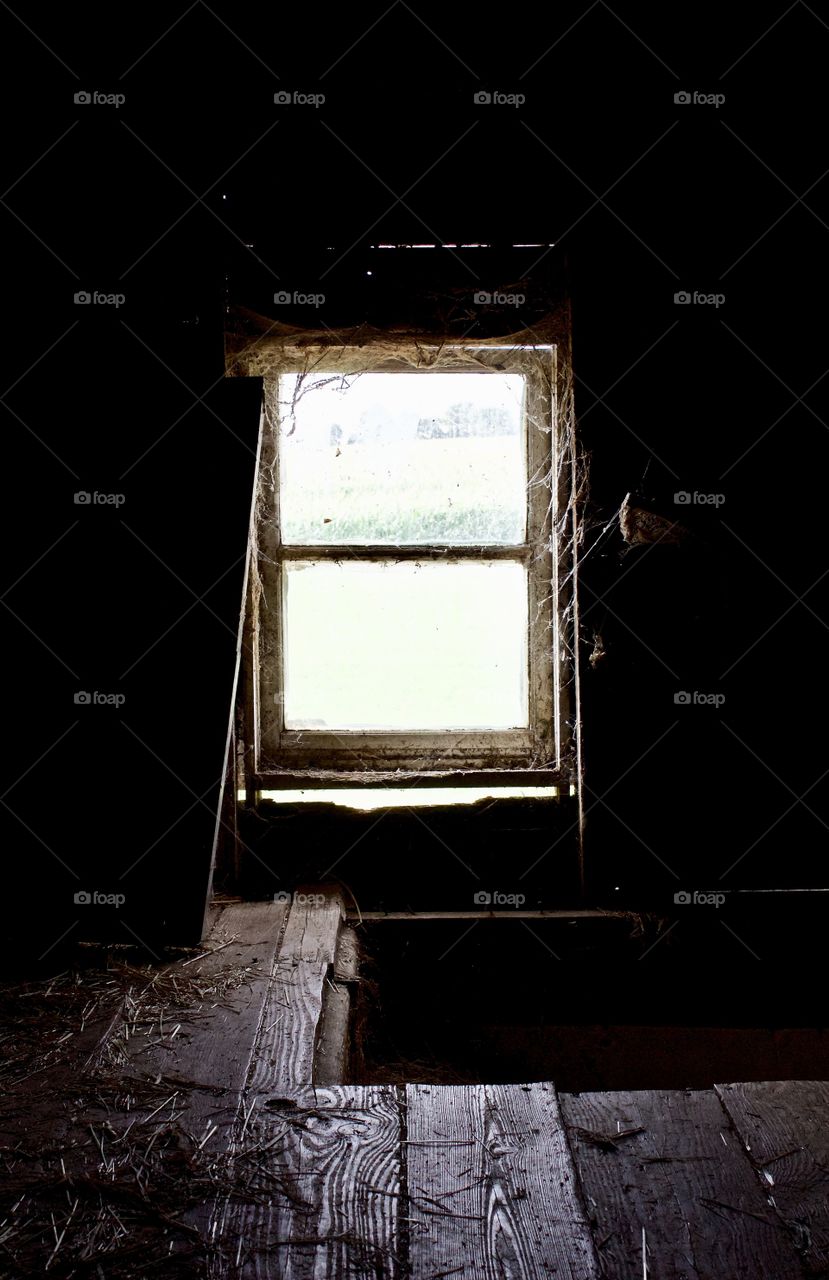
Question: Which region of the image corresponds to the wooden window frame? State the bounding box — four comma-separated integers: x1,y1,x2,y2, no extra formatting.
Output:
244,341,572,789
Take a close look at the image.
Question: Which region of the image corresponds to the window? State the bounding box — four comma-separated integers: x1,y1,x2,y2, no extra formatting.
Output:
245,341,571,785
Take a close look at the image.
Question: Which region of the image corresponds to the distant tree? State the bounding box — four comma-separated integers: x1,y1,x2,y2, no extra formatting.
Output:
417,403,516,439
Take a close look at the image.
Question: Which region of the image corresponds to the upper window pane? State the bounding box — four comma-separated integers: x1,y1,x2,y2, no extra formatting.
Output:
278,371,526,544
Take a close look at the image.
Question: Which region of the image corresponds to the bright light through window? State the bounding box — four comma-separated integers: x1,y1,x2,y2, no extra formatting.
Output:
246,787,563,809
283,559,529,730
247,346,562,778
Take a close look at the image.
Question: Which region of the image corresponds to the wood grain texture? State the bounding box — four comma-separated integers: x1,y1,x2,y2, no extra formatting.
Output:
406,1082,600,1280
211,892,382,1277
561,1087,802,1279
717,1079,829,1273
223,1084,402,1280
246,890,344,1095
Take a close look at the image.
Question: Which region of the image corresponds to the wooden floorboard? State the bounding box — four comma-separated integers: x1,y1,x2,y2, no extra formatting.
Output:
93,900,289,1151
245,889,344,1096
210,891,377,1278
560,1087,803,1280
406,1081,600,1280
220,1084,402,1280
10,894,829,1278
717,1079,829,1275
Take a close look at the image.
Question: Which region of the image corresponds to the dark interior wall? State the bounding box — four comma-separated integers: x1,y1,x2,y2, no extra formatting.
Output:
2,3,827,963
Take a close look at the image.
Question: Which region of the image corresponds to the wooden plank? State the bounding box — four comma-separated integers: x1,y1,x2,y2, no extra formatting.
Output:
253,768,565,789
717,1079,829,1273
406,1082,600,1280
278,543,533,561
560,1088,802,1280
90,900,288,1150
207,891,351,1272
347,910,626,921
218,1084,402,1279
246,888,344,1095
0,903,287,1274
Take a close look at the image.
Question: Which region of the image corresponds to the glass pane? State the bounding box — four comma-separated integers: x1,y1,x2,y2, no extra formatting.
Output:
283,560,528,730
278,372,525,544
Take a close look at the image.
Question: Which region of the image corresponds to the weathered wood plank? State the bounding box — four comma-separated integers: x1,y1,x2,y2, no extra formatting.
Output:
560,1087,802,1279
246,889,344,1095
406,1082,600,1280
717,1079,829,1273
93,900,288,1149
218,1084,402,1279
208,892,367,1275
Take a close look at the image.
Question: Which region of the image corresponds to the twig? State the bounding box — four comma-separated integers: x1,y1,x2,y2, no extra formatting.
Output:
180,937,239,967
699,1196,780,1228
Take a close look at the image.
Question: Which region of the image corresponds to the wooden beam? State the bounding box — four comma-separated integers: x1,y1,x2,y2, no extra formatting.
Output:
347,909,629,921
315,925,359,1085
277,543,532,562
252,769,567,790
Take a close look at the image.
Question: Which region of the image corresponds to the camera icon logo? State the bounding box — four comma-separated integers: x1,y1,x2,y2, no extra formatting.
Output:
273,291,291,304
274,91,291,105
674,890,692,904
473,891,492,905
674,490,691,504
74,691,92,705
473,91,492,104
74,291,92,305
74,91,92,105
273,890,292,904
74,491,92,504
674,691,691,705
674,91,691,104
74,890,92,904
473,291,492,305
674,291,691,304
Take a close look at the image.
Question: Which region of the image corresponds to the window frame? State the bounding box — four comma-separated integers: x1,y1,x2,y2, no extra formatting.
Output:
245,341,571,786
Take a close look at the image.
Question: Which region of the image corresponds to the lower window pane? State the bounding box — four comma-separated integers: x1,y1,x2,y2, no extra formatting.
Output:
283,560,528,730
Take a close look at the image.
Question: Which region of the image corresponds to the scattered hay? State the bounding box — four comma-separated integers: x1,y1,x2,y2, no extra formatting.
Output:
0,941,281,1279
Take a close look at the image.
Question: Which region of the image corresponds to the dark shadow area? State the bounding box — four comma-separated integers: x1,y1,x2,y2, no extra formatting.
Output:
352,916,829,1090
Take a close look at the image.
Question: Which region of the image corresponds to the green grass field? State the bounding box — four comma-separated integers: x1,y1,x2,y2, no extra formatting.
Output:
280,436,525,545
